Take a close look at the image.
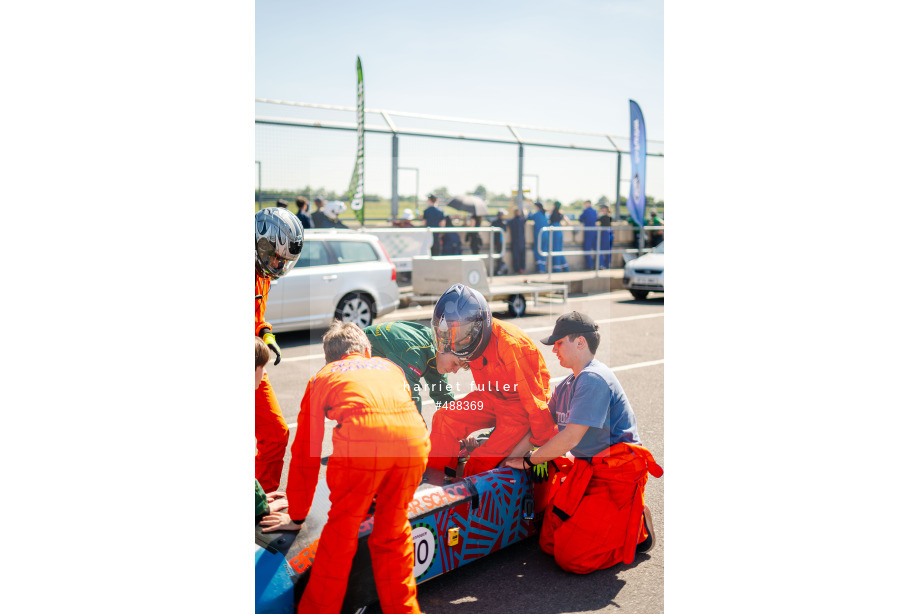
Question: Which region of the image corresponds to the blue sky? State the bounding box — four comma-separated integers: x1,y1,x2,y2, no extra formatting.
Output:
256,0,663,204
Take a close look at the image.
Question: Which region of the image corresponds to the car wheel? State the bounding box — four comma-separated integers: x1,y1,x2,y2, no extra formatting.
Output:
507,294,526,317
629,290,649,300
335,293,374,328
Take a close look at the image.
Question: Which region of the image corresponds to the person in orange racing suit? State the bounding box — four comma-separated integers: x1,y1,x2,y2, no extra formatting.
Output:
254,207,303,492
260,321,430,614
505,311,663,574
427,284,557,479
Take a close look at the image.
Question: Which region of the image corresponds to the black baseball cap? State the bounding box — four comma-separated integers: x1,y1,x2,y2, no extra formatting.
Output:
540,311,598,345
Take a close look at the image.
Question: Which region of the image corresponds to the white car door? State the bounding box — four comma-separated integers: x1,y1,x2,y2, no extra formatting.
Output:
267,239,342,331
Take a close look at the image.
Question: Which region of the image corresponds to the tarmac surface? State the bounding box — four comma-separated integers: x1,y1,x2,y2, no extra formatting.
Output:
266,287,664,614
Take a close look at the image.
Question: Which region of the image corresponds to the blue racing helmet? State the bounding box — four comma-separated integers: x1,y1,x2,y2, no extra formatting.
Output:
431,284,492,361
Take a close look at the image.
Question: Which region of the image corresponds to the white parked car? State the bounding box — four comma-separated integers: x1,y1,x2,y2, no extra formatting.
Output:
623,241,664,300
263,230,400,332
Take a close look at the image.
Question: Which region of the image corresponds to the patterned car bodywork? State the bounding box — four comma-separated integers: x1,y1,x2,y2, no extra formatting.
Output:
255,466,537,613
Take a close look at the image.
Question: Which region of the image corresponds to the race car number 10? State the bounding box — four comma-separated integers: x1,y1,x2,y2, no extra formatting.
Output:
411,524,437,579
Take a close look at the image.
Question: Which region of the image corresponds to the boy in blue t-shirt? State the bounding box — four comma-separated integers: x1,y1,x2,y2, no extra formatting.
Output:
505,311,662,574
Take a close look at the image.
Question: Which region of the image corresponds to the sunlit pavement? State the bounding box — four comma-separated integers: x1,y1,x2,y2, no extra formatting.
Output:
269,289,664,614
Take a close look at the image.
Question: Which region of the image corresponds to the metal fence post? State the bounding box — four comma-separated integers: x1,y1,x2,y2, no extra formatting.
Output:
595,226,600,277
517,144,524,212
391,134,399,221
614,152,622,221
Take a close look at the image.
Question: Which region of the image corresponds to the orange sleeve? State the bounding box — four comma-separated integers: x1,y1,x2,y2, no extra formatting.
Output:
499,337,558,445
255,274,272,337
286,374,326,521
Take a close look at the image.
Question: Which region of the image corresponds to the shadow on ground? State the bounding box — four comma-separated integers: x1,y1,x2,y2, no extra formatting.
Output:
361,537,652,614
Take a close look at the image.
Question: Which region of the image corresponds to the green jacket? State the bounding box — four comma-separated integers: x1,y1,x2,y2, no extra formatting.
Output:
255,479,268,517
363,321,455,413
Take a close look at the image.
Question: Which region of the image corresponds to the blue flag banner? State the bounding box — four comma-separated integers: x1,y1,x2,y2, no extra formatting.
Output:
626,100,647,228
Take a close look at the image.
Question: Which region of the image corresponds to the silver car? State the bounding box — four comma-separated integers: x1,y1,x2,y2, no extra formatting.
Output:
263,230,400,332
623,241,664,300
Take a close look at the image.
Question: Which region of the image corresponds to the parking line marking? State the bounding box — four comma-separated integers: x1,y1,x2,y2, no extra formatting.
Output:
281,313,663,362
283,352,326,363
288,357,664,428
522,312,664,334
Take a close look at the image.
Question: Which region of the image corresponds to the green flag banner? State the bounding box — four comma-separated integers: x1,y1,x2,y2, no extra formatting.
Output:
347,56,365,226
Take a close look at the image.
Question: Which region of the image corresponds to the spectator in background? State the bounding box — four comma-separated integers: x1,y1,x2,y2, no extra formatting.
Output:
465,215,483,255
490,210,509,275
527,201,549,273
440,216,462,255
649,208,664,247
579,200,598,269
311,197,331,229
423,194,445,257
598,204,613,269
508,207,527,274
295,197,314,230
323,200,350,229
393,208,415,228
627,213,642,255
549,201,570,272
275,199,289,209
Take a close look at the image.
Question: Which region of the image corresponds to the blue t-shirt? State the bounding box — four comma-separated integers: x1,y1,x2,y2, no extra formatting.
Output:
422,206,444,228
548,359,641,459
579,207,598,226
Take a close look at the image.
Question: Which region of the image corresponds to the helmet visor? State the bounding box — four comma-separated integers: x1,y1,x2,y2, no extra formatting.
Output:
434,318,483,358
257,238,298,279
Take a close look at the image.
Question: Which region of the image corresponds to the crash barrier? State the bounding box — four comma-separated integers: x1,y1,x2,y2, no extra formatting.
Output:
537,226,663,283
356,226,505,278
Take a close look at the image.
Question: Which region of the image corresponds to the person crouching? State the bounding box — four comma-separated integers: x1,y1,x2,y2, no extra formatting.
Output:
260,321,430,614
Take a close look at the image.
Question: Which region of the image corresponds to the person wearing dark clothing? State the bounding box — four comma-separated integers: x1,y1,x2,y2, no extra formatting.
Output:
549,202,570,272
598,205,613,269
490,211,509,275
465,215,483,255
508,208,527,274
422,194,445,257
295,197,315,230
648,209,664,247
579,200,598,269
440,217,462,255
311,198,331,229
527,201,549,273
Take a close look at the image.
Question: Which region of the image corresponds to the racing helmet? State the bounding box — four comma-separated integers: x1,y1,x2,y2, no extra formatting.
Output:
255,208,304,279
431,284,492,361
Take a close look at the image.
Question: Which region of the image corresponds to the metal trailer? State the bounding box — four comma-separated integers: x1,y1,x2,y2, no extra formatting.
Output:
409,254,568,318
411,280,568,318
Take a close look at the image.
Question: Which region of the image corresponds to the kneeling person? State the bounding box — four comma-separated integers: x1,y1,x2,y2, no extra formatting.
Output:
427,284,557,479
261,321,430,614
506,311,663,574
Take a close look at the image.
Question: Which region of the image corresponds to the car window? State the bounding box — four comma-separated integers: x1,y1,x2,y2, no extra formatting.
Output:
653,242,664,254
294,240,332,268
327,240,379,264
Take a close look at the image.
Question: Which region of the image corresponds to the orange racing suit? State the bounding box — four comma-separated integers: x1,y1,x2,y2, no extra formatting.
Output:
539,442,662,573
255,272,289,492
287,353,430,614
428,318,557,478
